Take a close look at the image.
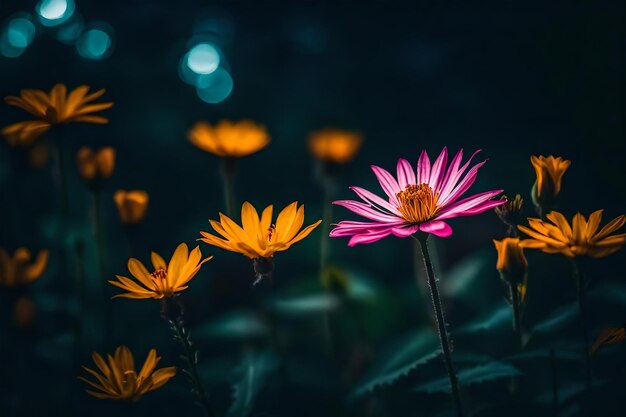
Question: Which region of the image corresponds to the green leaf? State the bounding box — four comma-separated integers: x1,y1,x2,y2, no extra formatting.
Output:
225,351,279,417
531,304,578,335
194,310,268,341
442,249,498,310
268,293,341,317
414,361,522,394
350,330,440,400
457,302,511,335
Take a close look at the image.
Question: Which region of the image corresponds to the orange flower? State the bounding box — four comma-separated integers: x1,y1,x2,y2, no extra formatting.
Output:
530,155,570,211
308,128,362,164
77,146,116,181
519,210,626,258
2,84,113,146
79,345,176,401
109,243,211,299
493,238,528,294
114,190,149,224
188,120,270,158
0,247,48,287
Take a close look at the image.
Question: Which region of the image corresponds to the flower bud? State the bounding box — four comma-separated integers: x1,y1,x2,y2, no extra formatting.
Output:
77,146,116,182
113,190,149,224
494,194,524,228
530,155,570,215
493,238,528,285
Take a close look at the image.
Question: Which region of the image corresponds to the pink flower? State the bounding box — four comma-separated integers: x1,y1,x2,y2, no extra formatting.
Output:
330,147,505,246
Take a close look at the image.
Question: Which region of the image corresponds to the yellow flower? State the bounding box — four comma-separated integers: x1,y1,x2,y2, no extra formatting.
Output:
188,120,270,158
518,210,626,258
114,190,149,224
308,128,362,164
530,155,570,210
0,247,48,287
77,146,116,181
493,237,528,283
200,201,322,259
2,84,113,146
109,243,212,299
79,345,176,401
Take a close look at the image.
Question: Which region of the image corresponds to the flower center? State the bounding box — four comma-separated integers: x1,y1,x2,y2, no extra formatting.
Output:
396,183,439,224
151,268,173,297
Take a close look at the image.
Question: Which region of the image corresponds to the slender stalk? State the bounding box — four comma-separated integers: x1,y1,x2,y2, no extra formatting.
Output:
92,188,111,342
549,348,559,416
511,283,523,352
417,235,463,417
52,137,69,219
162,300,215,417
220,158,236,218
319,168,335,355
571,259,591,392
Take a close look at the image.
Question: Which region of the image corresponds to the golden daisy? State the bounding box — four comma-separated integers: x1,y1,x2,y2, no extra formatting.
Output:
2,84,113,146
188,119,270,158
0,247,49,287
308,128,363,164
79,345,176,401
113,190,149,224
200,201,321,260
518,210,626,258
109,243,212,299
530,155,570,211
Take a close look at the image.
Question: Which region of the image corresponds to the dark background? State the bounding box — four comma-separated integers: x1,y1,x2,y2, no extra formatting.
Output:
0,1,625,417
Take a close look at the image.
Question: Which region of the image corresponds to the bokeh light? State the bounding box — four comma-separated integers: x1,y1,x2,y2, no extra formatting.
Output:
76,26,113,60
36,0,75,26
56,15,84,44
196,68,233,104
186,43,220,74
0,34,25,58
6,17,36,48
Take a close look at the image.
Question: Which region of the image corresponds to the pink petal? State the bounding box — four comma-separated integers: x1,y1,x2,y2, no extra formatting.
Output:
428,147,448,192
438,159,487,207
419,221,453,237
438,150,482,203
439,199,505,219
436,190,503,220
330,220,404,237
396,158,416,189
347,229,393,246
350,186,401,215
371,165,401,204
416,150,431,184
391,224,420,237
333,200,402,223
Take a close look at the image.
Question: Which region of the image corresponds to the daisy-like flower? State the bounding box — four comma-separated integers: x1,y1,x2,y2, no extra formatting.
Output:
188,119,270,158
2,84,113,146
308,128,363,164
79,345,176,401
330,147,505,246
518,210,626,258
0,247,49,287
109,243,211,299
200,202,321,281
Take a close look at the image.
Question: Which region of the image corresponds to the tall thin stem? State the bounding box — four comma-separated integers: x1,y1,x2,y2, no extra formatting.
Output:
417,235,463,417
162,300,215,417
571,259,591,392
92,188,111,341
511,283,523,352
220,158,236,218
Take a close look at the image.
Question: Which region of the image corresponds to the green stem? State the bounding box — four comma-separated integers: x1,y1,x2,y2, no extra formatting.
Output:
167,312,214,417
92,189,111,343
220,158,236,218
511,283,523,352
572,259,591,392
549,348,559,415
53,137,69,219
417,235,464,417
